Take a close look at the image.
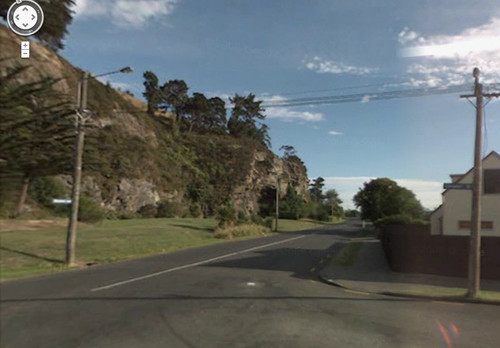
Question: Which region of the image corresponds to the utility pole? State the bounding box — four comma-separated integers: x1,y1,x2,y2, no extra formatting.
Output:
64,67,132,266
275,175,280,232
460,68,500,298
66,71,89,266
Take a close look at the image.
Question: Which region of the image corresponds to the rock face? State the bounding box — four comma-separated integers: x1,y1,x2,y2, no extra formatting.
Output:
232,150,309,216
111,179,161,212
1,25,310,216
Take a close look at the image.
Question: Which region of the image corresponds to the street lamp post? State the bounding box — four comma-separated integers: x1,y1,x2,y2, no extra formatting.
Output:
65,67,133,266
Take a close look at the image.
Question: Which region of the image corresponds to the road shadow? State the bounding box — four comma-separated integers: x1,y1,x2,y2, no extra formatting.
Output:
193,226,375,281
168,223,215,233
321,240,500,293
0,246,64,264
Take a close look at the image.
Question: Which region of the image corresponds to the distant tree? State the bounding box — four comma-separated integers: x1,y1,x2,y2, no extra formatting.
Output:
309,177,325,203
345,209,360,218
279,184,304,220
0,0,75,51
324,189,343,218
353,178,424,223
280,145,297,158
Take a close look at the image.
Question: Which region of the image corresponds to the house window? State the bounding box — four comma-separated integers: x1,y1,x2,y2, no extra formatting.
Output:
458,221,493,230
484,169,500,194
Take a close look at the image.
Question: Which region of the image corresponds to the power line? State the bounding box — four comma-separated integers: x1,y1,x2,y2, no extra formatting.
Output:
262,84,474,108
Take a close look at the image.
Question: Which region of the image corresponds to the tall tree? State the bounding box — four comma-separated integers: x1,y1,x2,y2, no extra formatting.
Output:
1,0,75,51
0,65,74,216
160,79,189,122
185,92,210,133
228,93,269,146
143,71,161,116
207,97,227,134
309,177,325,203
279,184,304,220
353,178,424,222
324,189,343,218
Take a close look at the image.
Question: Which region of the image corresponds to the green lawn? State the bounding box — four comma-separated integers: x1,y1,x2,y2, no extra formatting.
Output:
0,217,336,281
276,217,343,232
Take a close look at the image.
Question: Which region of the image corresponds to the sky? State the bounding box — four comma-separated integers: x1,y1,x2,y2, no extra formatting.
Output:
57,0,500,210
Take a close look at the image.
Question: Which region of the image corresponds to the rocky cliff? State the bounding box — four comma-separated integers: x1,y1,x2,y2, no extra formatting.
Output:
0,25,309,216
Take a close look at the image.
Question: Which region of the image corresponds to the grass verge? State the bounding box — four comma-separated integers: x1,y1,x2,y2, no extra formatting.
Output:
276,218,344,232
0,218,220,281
331,230,370,267
0,217,335,281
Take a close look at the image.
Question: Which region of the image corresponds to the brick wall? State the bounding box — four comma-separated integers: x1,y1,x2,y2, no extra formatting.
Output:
380,224,500,280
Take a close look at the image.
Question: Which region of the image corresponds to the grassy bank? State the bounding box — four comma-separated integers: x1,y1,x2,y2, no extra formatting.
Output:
0,217,336,281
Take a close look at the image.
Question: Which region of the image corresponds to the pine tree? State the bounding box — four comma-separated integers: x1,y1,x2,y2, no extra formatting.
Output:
0,65,75,216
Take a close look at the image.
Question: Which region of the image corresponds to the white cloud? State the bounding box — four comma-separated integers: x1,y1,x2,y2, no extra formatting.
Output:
328,130,342,136
398,27,420,44
361,95,372,103
265,107,324,122
321,176,443,210
262,95,324,122
398,16,500,87
304,56,377,75
73,0,178,27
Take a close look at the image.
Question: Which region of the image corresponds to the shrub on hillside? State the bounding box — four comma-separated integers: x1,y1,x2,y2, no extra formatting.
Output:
138,204,157,218
78,196,105,223
29,176,67,207
213,224,270,240
156,201,186,218
216,203,237,228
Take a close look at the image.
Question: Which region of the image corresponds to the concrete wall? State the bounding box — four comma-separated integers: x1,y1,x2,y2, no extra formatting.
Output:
430,205,443,235
380,224,500,280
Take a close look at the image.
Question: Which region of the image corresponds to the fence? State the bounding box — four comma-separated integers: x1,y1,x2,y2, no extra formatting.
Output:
380,224,500,280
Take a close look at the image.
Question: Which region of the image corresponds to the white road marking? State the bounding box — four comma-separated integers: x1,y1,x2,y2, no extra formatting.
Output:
91,235,306,292
247,282,256,286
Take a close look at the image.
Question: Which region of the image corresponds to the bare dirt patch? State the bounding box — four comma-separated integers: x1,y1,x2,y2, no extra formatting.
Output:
0,219,67,232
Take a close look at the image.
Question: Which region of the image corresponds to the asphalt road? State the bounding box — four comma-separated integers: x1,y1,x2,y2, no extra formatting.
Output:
1,220,499,347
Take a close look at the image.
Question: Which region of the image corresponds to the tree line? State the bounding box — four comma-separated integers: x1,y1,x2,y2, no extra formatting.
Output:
143,71,270,147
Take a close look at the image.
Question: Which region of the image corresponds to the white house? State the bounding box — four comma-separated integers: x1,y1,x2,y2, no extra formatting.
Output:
431,151,500,236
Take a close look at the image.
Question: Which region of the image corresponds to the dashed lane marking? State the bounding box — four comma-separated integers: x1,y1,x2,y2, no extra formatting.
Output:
344,289,371,296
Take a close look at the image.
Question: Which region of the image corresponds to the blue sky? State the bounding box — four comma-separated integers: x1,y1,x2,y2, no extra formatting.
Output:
60,0,500,209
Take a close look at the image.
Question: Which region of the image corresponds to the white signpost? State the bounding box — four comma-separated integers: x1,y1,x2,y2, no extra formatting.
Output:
52,199,72,204
443,183,473,190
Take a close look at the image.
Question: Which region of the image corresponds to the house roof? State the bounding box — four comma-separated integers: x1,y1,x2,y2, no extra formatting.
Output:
430,204,443,216
442,150,500,195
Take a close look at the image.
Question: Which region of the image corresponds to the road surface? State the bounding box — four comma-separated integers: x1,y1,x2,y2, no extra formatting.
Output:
1,220,499,347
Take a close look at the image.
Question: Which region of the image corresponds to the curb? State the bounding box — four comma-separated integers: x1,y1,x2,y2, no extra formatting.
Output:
318,271,500,306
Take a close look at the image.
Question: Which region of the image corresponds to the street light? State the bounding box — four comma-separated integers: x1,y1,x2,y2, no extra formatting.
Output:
65,66,133,266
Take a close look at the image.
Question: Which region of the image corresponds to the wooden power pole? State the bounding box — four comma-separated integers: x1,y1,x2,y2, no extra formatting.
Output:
275,176,280,232
66,71,89,265
460,68,500,298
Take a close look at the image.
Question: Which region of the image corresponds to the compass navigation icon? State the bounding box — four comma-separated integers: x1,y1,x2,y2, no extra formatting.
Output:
7,0,44,36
